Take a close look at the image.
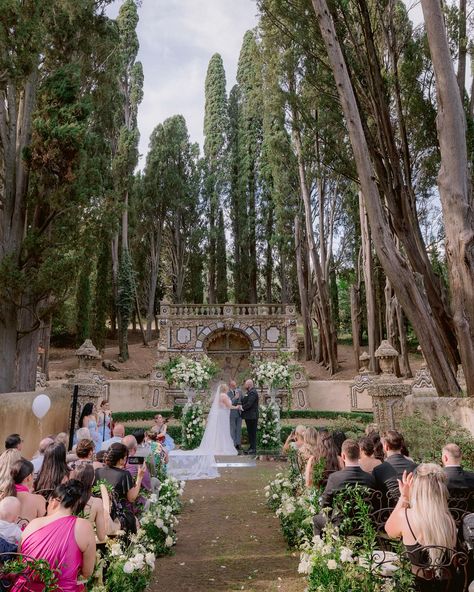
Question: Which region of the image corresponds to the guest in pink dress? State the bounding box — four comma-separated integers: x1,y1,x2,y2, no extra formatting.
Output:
12,480,96,592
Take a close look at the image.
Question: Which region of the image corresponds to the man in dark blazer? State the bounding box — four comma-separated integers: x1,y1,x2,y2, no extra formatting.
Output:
241,379,259,455
373,430,417,494
313,439,376,534
442,443,474,491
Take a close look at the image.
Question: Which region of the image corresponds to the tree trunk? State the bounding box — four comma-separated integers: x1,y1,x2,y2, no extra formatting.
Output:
208,203,216,304
350,285,361,371
292,125,338,374
295,215,316,360
421,0,474,396
384,279,401,377
135,294,147,346
395,298,412,378
311,0,461,395
359,192,379,372
456,0,467,96
0,304,18,393
146,230,162,342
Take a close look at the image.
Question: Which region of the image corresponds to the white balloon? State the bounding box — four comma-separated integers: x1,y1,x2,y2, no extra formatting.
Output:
32,394,51,420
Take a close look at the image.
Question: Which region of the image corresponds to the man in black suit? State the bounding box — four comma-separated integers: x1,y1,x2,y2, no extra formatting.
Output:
313,439,376,535
373,430,417,494
442,443,474,491
241,379,259,455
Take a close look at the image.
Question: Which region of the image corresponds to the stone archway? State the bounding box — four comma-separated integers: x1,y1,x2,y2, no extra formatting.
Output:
203,328,252,381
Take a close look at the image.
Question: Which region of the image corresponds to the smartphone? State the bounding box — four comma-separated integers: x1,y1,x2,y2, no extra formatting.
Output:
128,456,145,465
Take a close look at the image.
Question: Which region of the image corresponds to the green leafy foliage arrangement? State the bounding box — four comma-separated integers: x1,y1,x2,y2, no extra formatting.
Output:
181,402,206,450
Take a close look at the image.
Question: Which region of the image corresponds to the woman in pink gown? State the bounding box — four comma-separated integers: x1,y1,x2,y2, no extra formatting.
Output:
12,480,96,592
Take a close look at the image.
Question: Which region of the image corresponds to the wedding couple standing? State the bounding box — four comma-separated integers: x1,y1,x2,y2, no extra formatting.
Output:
227,379,258,455
167,379,259,480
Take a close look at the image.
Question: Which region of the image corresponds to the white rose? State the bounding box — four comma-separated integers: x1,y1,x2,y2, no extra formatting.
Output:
145,552,155,567
155,518,164,529
165,535,174,547
110,543,122,557
123,561,135,574
340,547,353,563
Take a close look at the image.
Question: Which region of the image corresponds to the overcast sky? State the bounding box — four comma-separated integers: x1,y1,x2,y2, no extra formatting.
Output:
107,0,259,168
105,1,427,168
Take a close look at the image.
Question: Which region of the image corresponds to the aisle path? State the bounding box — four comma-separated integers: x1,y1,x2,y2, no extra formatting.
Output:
151,462,306,592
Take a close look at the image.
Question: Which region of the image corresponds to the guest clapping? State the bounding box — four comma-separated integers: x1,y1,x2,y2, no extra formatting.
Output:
283,425,306,454
385,464,456,568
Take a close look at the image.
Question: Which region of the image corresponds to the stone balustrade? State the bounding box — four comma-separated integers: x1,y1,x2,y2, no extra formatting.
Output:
160,303,295,318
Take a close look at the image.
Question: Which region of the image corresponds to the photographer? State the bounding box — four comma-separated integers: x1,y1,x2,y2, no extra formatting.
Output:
283,425,306,454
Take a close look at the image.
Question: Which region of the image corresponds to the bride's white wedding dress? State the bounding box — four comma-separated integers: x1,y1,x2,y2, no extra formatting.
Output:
167,388,237,481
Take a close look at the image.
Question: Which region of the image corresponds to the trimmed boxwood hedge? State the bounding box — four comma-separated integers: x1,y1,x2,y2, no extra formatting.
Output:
115,408,373,424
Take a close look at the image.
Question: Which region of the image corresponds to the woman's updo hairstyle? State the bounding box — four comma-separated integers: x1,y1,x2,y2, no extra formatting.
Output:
53,479,84,513
76,439,94,459
105,443,128,467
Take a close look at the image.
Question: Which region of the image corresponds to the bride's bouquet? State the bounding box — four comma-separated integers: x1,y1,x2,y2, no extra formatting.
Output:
162,355,218,390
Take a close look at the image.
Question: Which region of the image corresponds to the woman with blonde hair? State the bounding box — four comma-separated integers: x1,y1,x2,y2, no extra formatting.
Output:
283,424,306,454
0,449,22,495
298,427,319,468
385,463,457,568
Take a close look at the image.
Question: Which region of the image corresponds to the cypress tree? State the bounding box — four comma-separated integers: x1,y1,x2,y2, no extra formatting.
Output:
117,249,135,362
91,240,111,352
216,208,228,302
75,259,92,345
203,53,228,303
236,30,263,304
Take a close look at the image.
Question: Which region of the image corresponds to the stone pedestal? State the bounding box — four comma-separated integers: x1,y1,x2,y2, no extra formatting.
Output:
350,352,375,411
64,340,109,429
368,340,410,431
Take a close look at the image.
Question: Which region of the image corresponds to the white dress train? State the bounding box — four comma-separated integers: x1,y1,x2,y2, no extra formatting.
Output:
167,389,237,481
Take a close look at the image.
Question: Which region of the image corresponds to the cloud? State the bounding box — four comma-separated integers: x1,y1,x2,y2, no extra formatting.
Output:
106,0,258,167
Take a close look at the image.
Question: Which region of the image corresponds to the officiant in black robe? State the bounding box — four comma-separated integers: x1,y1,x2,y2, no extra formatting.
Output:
241,379,259,454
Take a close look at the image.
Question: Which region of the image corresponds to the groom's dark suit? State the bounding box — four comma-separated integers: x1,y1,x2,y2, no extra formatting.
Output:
241,387,259,453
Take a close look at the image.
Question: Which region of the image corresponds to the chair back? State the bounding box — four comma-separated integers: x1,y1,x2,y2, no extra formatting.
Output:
405,545,469,592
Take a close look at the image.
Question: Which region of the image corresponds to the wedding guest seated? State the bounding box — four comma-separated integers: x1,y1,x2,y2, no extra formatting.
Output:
123,435,158,495
298,427,319,469
100,423,125,451
94,443,145,533
373,430,417,494
441,443,474,491
34,442,70,497
70,464,106,542
313,440,376,535
283,425,306,454
133,430,156,475
3,459,46,526
0,497,22,553
147,432,168,470
31,437,54,476
69,439,95,471
365,429,385,462
0,450,22,495
94,450,107,470
385,465,456,573
12,480,96,592
5,434,23,452
305,430,340,488
332,430,347,457
359,437,382,473
151,414,175,451
55,432,69,447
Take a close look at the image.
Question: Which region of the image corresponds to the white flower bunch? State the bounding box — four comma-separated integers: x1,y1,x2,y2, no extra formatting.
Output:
167,355,217,390
254,360,291,388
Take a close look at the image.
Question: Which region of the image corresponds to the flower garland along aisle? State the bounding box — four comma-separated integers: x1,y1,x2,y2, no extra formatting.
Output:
87,476,185,592
162,355,218,450
253,356,297,451
264,453,415,591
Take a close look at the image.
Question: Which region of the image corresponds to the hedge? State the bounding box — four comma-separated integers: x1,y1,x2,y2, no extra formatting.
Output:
116,408,373,424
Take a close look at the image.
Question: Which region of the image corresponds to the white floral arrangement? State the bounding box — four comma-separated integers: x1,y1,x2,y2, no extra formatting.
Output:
92,476,186,591
253,359,292,389
181,400,206,450
258,404,281,451
163,354,218,390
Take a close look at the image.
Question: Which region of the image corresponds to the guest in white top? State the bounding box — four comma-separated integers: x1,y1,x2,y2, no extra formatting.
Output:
31,438,55,476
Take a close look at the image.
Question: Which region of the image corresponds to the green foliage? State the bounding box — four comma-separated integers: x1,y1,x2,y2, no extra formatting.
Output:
181,403,205,450
75,257,92,345
215,208,228,302
258,404,281,451
2,557,59,592
117,249,135,361
401,412,474,470
91,240,111,352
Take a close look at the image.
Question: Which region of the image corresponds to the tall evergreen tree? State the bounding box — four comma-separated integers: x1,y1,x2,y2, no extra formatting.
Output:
203,54,228,303
236,30,264,303
216,208,228,302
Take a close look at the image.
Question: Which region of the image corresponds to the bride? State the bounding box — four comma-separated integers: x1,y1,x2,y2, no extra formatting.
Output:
167,383,240,480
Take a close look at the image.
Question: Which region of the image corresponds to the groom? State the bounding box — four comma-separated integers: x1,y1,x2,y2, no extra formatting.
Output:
241,379,259,455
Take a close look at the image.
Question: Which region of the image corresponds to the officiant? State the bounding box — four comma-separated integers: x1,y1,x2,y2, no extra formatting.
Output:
227,380,242,450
